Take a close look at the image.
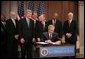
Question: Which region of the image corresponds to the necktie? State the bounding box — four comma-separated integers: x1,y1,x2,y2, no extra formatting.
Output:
68,20,70,27
26,19,30,28
42,22,45,30
43,22,45,30
34,20,36,28
49,33,52,40
52,19,56,25
13,20,16,27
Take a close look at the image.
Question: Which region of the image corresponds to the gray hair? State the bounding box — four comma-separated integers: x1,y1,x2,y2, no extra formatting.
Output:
48,25,55,30
24,9,32,14
68,12,73,16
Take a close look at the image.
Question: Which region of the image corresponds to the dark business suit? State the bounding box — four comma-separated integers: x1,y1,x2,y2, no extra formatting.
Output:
33,20,37,40
40,32,59,42
63,20,78,44
6,19,19,58
1,21,7,58
35,21,48,40
19,18,34,58
47,19,62,38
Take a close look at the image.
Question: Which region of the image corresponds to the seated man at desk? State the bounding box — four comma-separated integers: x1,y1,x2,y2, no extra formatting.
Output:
40,25,61,45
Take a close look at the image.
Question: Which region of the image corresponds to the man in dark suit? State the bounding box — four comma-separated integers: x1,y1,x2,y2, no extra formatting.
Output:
35,14,48,42
63,12,78,44
1,14,7,58
19,10,34,58
47,12,62,39
31,11,38,42
31,11,39,57
40,25,61,44
6,12,19,58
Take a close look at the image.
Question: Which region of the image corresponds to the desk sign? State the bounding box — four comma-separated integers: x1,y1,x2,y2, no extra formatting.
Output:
40,45,75,58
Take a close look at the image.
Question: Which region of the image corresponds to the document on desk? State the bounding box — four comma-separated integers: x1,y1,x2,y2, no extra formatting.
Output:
51,42,61,45
36,42,49,44
36,42,61,45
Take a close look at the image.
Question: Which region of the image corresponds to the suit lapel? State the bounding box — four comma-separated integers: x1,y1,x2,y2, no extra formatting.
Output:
68,20,73,28
1,22,5,32
24,18,30,29
10,19,16,29
44,32,49,39
51,33,54,40
1,22,5,29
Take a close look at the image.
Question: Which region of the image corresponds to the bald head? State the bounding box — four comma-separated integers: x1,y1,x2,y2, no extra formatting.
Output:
53,12,58,19
48,25,55,34
68,12,73,20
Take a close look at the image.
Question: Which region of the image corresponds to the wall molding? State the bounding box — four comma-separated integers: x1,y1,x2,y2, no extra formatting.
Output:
78,1,84,6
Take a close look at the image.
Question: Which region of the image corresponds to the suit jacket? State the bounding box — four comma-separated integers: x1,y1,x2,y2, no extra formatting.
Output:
1,21,7,46
35,21,48,38
6,19,19,42
40,32,59,42
6,19,19,58
19,18,34,43
63,20,78,44
47,19,62,38
33,20,37,38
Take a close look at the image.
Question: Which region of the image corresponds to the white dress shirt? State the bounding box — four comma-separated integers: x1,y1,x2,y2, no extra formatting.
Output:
26,17,30,28
11,18,16,27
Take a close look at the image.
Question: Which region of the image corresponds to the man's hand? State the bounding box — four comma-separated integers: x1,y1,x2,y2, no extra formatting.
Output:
14,34,19,39
20,38,25,44
54,41,61,45
66,33,72,38
16,15,20,20
45,40,53,44
33,38,36,42
61,35,65,43
37,38,41,42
